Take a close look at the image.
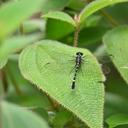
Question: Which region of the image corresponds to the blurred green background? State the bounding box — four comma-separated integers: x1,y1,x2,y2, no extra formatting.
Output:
1,0,128,128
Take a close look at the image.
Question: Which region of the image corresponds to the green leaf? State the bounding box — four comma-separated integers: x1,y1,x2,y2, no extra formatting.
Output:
0,0,42,39
106,114,128,128
46,19,74,40
52,108,72,128
0,34,39,69
78,26,107,46
23,19,46,34
103,25,128,85
1,101,50,128
42,11,76,27
79,0,128,24
45,15,102,41
19,40,105,128
67,0,86,11
105,93,128,117
41,0,71,13
0,59,8,69
6,59,52,110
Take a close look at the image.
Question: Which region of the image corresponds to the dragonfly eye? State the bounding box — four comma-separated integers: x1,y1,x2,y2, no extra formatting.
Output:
76,52,83,56
80,52,83,56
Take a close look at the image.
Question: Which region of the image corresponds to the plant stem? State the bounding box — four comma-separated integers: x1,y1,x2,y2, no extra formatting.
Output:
47,94,60,111
86,0,119,27
73,15,80,47
100,10,119,27
19,23,24,35
6,65,22,95
85,0,93,3
0,101,2,128
0,69,5,128
0,69,6,96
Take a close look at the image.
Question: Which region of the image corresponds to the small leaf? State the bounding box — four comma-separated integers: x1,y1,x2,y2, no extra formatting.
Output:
0,0,42,39
19,40,105,128
103,25,128,85
79,0,128,24
0,34,39,69
106,114,128,128
1,101,50,128
42,11,76,27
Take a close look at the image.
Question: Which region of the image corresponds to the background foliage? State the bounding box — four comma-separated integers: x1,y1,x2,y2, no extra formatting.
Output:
0,0,128,128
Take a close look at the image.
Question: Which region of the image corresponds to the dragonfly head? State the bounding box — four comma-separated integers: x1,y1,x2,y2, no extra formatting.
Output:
76,52,83,56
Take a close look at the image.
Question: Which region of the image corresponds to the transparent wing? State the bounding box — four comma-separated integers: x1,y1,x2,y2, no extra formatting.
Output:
35,49,77,89
36,46,97,89
69,57,90,89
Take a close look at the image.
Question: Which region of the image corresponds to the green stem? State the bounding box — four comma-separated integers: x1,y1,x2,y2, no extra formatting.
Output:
47,94,60,111
19,23,24,35
86,0,119,27
0,73,3,99
0,70,5,97
2,69,8,93
0,101,2,128
86,0,93,3
73,15,80,47
0,70,5,128
100,10,119,27
6,65,22,95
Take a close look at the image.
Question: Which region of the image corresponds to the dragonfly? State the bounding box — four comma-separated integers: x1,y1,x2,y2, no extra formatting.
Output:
71,52,84,89
36,46,104,90
37,48,88,90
